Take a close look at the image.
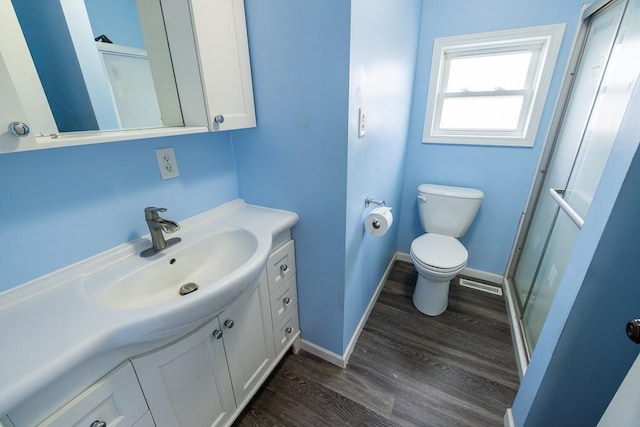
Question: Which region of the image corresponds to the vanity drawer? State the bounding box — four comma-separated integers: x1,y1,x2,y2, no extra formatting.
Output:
270,276,298,327
266,240,296,293
274,311,300,356
33,362,147,427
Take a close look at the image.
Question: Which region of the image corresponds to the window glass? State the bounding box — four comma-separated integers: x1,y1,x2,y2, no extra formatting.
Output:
440,96,524,130
423,24,565,146
445,51,533,92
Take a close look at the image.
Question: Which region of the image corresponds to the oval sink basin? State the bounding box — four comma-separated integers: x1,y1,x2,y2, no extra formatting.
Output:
89,227,258,309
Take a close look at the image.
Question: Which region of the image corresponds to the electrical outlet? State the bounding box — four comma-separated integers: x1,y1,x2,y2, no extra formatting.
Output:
155,147,180,180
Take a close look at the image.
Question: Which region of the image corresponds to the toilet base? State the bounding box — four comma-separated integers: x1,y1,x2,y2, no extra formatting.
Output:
412,273,451,316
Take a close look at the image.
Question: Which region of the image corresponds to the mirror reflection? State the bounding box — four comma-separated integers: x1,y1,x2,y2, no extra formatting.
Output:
12,0,183,133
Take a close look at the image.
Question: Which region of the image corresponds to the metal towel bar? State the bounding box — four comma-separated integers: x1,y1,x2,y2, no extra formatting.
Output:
549,188,584,229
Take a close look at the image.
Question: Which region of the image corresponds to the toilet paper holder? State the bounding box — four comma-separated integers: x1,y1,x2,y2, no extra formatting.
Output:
365,194,386,207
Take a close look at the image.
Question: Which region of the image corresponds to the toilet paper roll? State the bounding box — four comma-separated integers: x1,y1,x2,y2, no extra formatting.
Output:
365,207,393,237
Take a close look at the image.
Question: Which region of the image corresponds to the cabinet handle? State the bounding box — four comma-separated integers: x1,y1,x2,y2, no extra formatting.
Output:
213,329,223,339
283,297,291,305
285,327,293,334
90,421,107,427
214,114,225,124
224,319,235,329
280,264,288,273
8,121,30,137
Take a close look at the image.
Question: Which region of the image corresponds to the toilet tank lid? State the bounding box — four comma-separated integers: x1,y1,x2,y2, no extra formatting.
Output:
418,184,484,199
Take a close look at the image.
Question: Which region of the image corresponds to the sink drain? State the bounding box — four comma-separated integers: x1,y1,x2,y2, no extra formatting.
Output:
179,282,199,295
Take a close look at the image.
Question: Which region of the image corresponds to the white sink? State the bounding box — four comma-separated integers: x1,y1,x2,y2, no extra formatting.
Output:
87,227,258,310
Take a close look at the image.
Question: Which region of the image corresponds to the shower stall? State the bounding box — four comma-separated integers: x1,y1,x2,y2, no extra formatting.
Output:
506,0,640,366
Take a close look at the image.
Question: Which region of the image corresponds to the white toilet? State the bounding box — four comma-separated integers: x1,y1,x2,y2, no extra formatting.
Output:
410,184,484,316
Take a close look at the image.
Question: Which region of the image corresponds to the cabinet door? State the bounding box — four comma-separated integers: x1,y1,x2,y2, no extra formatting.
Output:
189,0,256,131
0,0,57,153
220,273,275,405
132,319,236,427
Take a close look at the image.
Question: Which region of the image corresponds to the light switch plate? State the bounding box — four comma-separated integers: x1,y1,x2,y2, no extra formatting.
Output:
358,108,366,138
155,147,180,180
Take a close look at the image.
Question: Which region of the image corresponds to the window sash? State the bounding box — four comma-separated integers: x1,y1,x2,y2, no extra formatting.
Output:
433,89,534,134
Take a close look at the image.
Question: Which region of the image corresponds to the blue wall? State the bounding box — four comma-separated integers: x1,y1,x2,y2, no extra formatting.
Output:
0,133,238,291
396,0,585,276
512,81,640,425
343,0,421,350
232,0,352,354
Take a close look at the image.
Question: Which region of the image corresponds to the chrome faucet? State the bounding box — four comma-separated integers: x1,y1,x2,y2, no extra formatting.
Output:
140,207,182,257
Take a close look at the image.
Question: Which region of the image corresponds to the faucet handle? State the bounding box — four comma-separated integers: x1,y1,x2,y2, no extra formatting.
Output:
144,206,167,219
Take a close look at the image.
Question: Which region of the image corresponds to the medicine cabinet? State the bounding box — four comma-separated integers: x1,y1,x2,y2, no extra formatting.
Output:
0,0,256,154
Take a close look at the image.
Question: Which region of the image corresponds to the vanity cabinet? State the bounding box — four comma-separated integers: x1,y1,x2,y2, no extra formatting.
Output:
132,274,274,427
3,217,301,427
266,240,301,355
7,362,150,427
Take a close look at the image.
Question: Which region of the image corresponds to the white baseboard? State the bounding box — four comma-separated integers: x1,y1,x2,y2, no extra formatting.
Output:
504,277,529,379
300,254,397,369
299,339,346,368
396,252,504,285
504,408,515,427
343,253,396,366
461,267,504,285
396,252,412,263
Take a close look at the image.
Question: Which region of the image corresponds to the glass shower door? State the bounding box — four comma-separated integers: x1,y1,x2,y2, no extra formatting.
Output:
512,0,640,352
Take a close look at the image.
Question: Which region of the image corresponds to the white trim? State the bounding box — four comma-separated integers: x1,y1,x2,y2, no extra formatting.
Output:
299,339,346,368
300,254,397,369
396,252,412,263
504,277,529,379
422,23,566,147
504,408,515,427
343,254,397,366
396,252,504,285
461,267,504,285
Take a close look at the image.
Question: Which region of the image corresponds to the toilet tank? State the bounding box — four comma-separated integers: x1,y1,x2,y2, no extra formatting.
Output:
417,184,484,237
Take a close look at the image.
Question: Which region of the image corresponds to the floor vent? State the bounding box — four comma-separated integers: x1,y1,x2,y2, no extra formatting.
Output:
458,278,503,296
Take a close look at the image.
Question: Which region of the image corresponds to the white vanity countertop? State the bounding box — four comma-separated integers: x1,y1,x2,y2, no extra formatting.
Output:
0,200,298,416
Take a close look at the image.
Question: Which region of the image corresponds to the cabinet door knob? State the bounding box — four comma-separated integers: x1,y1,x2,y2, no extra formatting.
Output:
283,297,291,305
91,421,107,427
213,329,223,339
214,114,225,124
285,327,293,334
224,319,235,329
626,319,640,344
9,121,30,137
280,264,288,273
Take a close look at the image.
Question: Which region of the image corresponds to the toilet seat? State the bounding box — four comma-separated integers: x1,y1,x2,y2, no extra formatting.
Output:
410,233,467,272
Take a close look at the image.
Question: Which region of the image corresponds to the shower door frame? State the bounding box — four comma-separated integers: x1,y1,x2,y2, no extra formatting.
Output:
504,0,624,375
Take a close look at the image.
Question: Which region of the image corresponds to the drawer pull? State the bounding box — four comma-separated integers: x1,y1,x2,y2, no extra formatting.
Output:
285,327,293,334
213,329,223,339
91,421,107,427
280,264,288,273
224,319,235,329
283,297,291,305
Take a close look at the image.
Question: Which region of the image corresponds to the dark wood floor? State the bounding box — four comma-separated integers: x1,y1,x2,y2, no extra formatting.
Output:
234,261,519,426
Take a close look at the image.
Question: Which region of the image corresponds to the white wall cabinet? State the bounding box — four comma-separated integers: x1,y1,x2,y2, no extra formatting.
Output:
0,0,256,153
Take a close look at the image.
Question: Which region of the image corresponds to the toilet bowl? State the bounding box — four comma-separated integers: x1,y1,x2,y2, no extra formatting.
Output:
411,184,483,316
410,233,467,315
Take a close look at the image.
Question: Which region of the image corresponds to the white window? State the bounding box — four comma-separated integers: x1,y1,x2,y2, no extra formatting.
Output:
423,24,565,147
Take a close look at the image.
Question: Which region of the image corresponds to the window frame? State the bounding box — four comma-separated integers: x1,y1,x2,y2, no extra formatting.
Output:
422,24,566,147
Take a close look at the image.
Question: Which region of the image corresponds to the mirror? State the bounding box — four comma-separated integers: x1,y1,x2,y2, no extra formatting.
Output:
11,0,183,133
